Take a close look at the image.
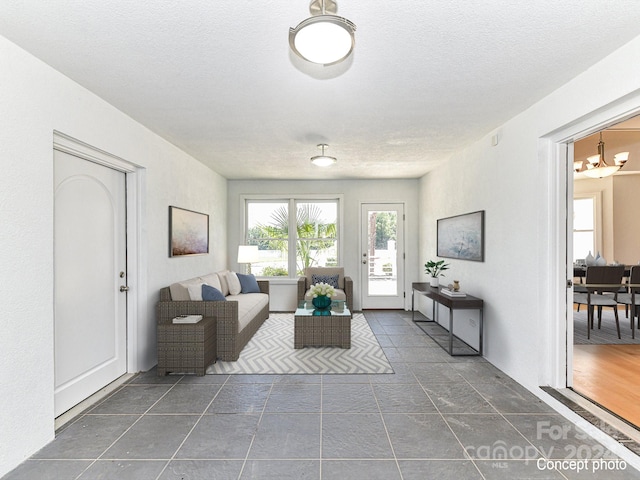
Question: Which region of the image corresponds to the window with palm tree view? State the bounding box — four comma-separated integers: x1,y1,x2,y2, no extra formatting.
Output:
246,199,339,277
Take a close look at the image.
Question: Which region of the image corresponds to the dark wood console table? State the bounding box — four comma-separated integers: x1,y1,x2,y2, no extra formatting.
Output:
411,282,484,356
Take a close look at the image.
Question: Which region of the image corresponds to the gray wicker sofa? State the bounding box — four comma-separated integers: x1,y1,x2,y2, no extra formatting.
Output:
157,271,269,361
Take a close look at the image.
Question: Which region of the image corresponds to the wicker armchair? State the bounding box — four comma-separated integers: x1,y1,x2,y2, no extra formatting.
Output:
157,280,269,361
297,267,353,312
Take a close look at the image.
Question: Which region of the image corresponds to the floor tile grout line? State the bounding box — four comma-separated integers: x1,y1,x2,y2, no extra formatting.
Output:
370,378,405,480
70,375,186,480
455,379,572,478
466,381,551,462
319,374,323,479
153,375,231,480
236,378,276,480
57,378,139,436
416,373,488,480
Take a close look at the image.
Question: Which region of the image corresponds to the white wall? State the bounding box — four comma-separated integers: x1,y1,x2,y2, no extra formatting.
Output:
227,179,420,311
419,35,640,393
0,35,227,477
574,174,640,265
612,175,640,265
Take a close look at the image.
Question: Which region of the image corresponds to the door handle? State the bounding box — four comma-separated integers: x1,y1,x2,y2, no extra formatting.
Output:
362,260,367,264
120,285,130,292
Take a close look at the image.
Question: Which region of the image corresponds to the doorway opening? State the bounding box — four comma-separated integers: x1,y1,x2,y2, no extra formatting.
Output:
570,117,640,429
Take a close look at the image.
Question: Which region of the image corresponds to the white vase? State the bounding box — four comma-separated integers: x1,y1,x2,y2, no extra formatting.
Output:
585,251,595,266
429,276,439,287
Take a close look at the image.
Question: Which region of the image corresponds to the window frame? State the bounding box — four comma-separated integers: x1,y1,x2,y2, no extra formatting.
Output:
241,194,344,279
573,192,602,262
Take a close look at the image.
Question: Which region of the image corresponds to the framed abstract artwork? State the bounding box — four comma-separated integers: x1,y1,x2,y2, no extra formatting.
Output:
437,210,484,262
169,206,209,257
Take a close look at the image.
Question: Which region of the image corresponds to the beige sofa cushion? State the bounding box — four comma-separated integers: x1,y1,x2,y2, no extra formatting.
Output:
226,293,269,332
187,283,205,301
169,276,202,301
200,273,223,292
216,270,230,296
225,271,242,295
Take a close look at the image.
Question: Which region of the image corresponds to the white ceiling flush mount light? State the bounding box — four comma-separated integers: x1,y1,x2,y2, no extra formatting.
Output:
575,132,629,179
289,0,356,66
310,144,337,166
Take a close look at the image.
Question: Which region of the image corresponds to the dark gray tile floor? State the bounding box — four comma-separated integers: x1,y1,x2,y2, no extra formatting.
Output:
4,310,640,480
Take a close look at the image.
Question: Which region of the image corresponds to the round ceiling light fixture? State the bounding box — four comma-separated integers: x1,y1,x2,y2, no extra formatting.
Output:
289,0,356,66
310,144,337,167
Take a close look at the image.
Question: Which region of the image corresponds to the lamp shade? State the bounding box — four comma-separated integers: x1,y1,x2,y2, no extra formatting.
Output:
237,245,259,264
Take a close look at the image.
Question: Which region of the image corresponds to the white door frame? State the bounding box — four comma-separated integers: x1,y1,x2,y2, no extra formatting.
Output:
53,132,146,374
541,94,640,388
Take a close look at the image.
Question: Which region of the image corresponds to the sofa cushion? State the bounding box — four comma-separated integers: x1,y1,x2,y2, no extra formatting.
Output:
216,270,230,296
237,273,261,293
226,271,242,295
187,282,205,301
226,293,269,332
202,284,226,301
169,276,202,301
200,273,223,292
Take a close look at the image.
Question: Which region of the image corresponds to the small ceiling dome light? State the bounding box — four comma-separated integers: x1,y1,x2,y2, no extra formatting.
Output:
289,0,356,66
576,131,629,179
310,144,337,166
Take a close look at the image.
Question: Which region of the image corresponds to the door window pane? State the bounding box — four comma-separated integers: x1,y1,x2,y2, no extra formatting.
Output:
367,210,398,296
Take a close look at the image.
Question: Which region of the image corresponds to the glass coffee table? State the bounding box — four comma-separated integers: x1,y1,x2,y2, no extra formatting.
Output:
293,300,352,349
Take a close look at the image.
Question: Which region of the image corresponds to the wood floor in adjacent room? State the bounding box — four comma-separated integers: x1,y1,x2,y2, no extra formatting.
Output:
573,344,640,428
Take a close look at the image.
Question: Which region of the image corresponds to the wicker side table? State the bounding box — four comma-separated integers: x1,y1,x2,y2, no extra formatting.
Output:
157,316,217,376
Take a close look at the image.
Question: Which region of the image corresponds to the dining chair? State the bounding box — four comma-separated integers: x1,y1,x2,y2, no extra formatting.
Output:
573,266,588,312
573,265,625,339
616,265,640,339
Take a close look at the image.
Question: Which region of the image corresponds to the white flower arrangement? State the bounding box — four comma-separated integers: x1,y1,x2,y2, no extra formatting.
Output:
310,282,336,298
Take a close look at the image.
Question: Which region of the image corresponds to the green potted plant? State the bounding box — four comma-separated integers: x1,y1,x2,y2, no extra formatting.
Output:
424,259,449,287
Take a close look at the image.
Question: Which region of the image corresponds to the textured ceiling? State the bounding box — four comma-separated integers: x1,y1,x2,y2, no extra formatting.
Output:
2,1,640,179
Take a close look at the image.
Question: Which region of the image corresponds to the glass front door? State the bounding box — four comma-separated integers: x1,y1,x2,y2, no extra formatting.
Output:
361,203,405,309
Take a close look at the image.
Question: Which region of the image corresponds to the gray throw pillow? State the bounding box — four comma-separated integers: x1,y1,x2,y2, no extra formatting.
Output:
202,284,226,301
237,273,261,293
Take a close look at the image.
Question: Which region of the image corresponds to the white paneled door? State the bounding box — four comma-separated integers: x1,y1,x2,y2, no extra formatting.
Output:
54,149,127,417
361,203,405,309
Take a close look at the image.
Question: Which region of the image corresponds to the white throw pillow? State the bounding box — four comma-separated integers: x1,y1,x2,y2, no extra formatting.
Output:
187,282,205,301
225,271,242,295
200,273,222,292
216,270,230,296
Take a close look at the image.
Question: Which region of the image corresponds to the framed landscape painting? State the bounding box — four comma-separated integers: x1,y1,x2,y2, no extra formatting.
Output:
169,206,209,257
437,210,484,262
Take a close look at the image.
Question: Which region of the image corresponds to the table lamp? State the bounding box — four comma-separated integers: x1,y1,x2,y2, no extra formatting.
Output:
237,245,259,274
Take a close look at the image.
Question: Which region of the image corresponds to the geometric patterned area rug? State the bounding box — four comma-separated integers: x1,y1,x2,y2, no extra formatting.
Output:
207,312,394,375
